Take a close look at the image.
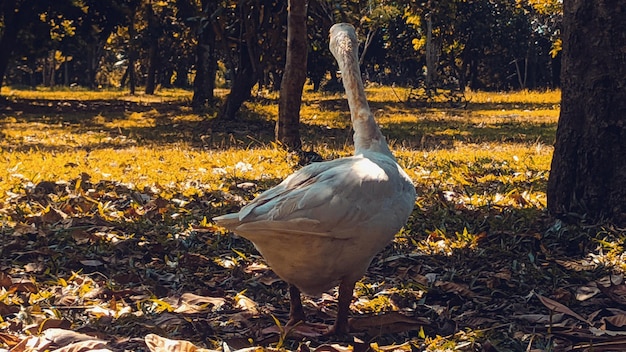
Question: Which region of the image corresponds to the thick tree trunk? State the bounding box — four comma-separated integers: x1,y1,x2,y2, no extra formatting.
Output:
275,0,307,151
547,0,626,225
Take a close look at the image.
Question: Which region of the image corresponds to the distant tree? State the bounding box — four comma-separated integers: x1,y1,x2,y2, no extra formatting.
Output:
306,0,335,91
524,0,563,88
547,0,626,225
276,0,307,151
402,0,557,90
0,0,33,93
218,0,286,120
218,1,262,120
74,0,126,88
0,0,563,95
181,0,218,111
0,0,76,93
144,2,160,94
127,5,138,95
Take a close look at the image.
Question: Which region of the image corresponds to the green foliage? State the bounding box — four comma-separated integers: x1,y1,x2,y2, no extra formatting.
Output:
0,0,563,93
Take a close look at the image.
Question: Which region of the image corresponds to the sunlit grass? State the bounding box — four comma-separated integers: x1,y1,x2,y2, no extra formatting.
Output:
0,85,192,102
0,86,556,210
0,85,558,256
467,89,561,104
1,143,296,200
5,86,624,351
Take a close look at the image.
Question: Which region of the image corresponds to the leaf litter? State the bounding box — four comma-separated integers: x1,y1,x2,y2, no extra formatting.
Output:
0,91,625,351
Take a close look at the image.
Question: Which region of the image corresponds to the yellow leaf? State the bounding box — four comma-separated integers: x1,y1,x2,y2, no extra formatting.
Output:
231,249,247,261
150,298,174,313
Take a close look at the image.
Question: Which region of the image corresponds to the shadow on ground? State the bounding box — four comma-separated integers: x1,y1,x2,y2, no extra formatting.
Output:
0,96,556,154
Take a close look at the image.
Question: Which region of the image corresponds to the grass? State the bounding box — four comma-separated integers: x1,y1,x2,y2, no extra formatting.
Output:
1,84,624,351
0,85,557,214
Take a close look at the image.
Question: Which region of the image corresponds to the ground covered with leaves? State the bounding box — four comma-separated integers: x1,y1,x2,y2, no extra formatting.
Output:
1,87,626,352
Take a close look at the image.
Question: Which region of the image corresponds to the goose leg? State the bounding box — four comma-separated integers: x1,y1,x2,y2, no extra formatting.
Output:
327,279,355,335
287,284,306,326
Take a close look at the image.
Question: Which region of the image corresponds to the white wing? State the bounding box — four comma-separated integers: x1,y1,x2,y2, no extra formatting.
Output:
215,152,414,240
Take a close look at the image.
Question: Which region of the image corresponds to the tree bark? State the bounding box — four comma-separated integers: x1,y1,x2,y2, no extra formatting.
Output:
191,0,217,111
424,14,438,88
218,2,260,120
547,0,626,225
276,0,307,151
218,44,257,120
144,4,159,95
127,7,138,95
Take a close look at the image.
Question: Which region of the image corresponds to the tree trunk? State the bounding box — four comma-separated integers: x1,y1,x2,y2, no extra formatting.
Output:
218,2,260,120
218,44,257,120
547,0,626,225
128,9,137,95
145,4,159,95
43,51,56,87
191,0,217,111
424,14,438,88
145,42,158,94
275,0,307,151
86,41,101,88
173,62,189,87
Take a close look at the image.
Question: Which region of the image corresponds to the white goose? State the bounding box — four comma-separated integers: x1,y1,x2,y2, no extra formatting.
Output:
213,23,416,335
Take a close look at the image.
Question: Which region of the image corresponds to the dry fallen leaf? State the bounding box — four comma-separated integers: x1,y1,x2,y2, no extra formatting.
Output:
576,282,600,301
42,328,107,347
0,271,13,288
9,335,52,352
79,259,104,267
589,327,626,337
603,313,626,328
145,333,217,352
514,313,565,324
535,293,590,324
598,283,626,306
349,311,430,335
51,339,111,352
572,339,626,351
24,318,72,335
235,292,260,316
434,280,477,298
0,332,21,347
311,344,353,352
176,292,226,313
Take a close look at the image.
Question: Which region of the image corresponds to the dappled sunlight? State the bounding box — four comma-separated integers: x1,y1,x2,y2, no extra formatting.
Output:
467,89,561,105
0,86,192,102
7,88,626,352
0,144,297,202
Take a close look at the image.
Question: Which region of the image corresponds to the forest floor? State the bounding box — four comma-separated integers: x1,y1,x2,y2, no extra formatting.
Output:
0,86,625,352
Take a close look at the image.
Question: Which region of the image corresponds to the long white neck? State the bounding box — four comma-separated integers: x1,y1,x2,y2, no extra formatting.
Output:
330,24,392,157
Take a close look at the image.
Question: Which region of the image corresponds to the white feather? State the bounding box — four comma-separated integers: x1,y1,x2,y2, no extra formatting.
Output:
213,23,417,331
